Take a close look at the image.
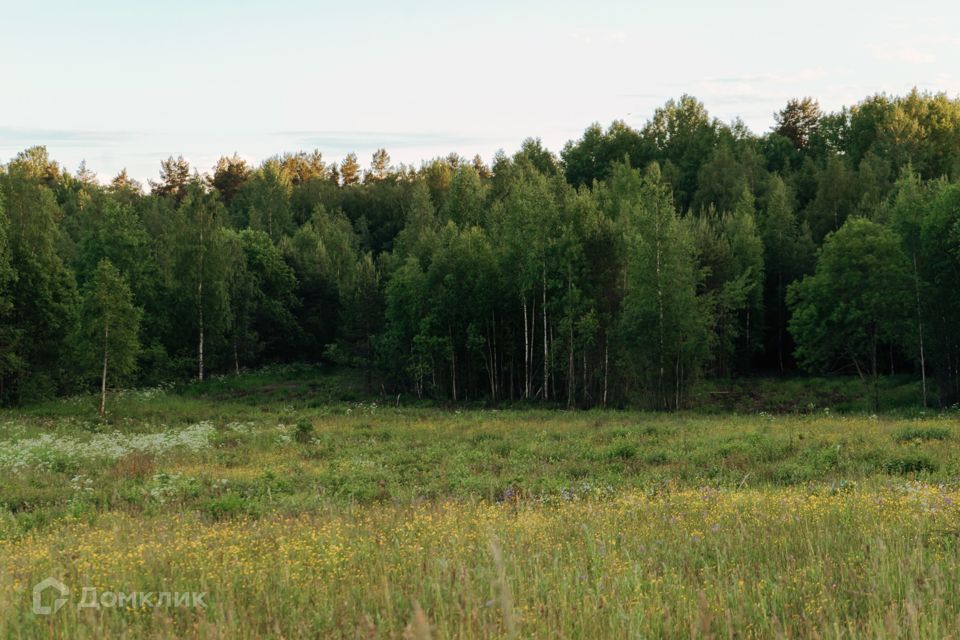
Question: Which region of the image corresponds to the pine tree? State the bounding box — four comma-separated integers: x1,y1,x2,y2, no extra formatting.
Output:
774,98,822,150
340,153,361,186
367,149,391,182
210,154,251,206
150,156,192,202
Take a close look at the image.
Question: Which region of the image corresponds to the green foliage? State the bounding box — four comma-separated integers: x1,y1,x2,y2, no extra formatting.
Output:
883,453,937,475
614,163,711,408
293,418,315,444
894,426,950,443
3,88,960,408
0,165,78,401
75,259,142,415
788,218,913,409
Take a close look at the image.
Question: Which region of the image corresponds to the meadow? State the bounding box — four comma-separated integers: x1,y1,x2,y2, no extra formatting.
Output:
2,368,959,638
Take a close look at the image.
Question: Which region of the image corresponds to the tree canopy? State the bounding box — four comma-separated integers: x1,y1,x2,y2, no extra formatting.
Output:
3,89,960,410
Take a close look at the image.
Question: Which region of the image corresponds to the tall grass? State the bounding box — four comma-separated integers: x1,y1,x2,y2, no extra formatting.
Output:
3,486,960,637
3,375,960,637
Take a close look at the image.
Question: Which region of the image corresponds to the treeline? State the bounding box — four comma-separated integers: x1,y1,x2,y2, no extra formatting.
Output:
2,90,960,410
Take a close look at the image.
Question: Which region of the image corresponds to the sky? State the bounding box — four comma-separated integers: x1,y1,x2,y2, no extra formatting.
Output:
1,0,959,184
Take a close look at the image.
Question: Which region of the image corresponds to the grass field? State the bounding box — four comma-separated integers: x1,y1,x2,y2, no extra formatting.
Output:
2,369,960,638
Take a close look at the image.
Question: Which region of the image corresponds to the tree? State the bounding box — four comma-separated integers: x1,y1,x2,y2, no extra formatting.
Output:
0,191,21,399
760,175,814,373
694,187,764,376
788,218,912,411
366,149,391,182
443,165,487,227
0,166,78,400
889,168,931,406
210,154,251,206
75,160,97,186
614,162,710,408
150,156,192,203
282,205,361,360
326,253,383,389
640,95,720,211
76,260,141,416
340,153,361,186
230,159,293,241
918,182,960,405
392,181,439,267
562,121,652,188
223,229,301,371
693,143,750,214
774,98,823,150
805,154,858,242
7,146,61,187
279,150,327,185
109,169,143,201
170,181,229,380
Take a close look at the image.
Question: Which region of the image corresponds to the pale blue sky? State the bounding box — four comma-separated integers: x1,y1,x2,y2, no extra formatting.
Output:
2,0,958,184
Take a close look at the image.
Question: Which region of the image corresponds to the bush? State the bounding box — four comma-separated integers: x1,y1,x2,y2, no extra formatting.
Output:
112,452,156,480
894,427,950,443
609,443,637,460
201,493,259,520
883,454,937,475
294,419,315,444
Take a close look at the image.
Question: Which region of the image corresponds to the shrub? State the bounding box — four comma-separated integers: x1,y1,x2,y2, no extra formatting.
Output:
112,452,156,480
642,450,670,465
883,454,937,475
609,443,637,460
201,493,259,520
294,419,315,444
894,427,950,443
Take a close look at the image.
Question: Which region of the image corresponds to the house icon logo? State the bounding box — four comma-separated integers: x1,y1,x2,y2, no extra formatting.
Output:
32,577,69,615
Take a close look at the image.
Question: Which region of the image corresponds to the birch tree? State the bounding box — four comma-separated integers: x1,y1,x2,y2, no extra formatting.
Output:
615,162,710,408
77,260,141,417
172,182,229,381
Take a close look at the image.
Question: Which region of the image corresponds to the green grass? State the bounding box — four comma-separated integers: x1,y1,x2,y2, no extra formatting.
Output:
2,369,960,637
690,374,928,414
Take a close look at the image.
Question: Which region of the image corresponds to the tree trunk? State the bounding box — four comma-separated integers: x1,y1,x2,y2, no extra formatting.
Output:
99,319,109,418
198,284,205,382
542,267,549,401
871,328,879,413
602,335,609,409
198,213,206,382
450,328,457,402
913,254,927,408
777,270,785,375
522,297,530,399
567,324,575,409
491,310,499,400
582,349,588,404
655,215,665,408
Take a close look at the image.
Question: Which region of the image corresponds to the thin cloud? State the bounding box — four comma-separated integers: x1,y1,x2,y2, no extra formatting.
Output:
695,69,828,87
569,31,628,46
869,45,936,64
0,127,137,148
272,130,495,150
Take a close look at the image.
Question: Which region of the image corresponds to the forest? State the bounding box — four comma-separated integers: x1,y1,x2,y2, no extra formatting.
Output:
2,89,960,412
